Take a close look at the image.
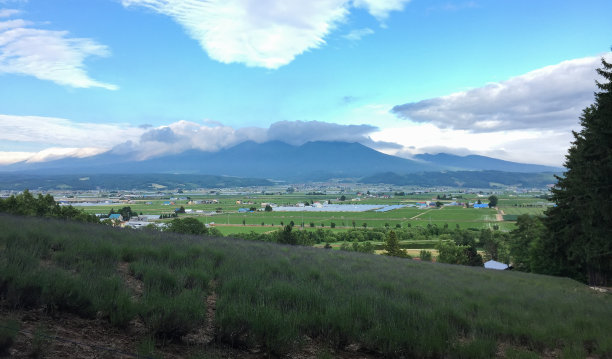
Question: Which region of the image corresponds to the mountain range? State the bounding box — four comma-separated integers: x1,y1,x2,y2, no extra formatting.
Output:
1,141,562,184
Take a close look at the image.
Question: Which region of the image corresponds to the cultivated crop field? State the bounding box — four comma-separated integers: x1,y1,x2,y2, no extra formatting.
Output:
501,207,548,217
1,215,610,358
72,191,555,233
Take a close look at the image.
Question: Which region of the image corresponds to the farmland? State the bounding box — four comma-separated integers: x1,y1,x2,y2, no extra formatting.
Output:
0,188,553,263
65,190,551,233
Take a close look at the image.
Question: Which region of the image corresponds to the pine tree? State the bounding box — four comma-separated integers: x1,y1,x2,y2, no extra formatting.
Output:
543,56,612,286
384,231,406,257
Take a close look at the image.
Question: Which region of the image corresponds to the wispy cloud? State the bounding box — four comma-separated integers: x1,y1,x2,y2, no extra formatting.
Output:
0,148,108,165
352,0,410,20
343,27,373,41
391,55,610,132
427,1,477,12
0,114,145,148
122,0,408,69
0,8,20,17
0,11,117,89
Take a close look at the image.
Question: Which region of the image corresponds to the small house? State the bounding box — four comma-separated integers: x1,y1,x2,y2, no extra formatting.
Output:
108,214,123,221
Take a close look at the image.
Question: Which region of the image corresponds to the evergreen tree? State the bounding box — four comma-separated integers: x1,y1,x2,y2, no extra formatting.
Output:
278,224,296,245
510,215,545,272
384,231,406,257
544,56,612,286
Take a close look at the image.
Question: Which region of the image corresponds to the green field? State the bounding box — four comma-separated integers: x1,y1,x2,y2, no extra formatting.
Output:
205,206,502,230
73,192,557,233
213,225,280,235
1,214,610,358
500,207,549,216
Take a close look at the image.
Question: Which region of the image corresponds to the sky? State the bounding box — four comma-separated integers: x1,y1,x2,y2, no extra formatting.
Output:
1,0,611,167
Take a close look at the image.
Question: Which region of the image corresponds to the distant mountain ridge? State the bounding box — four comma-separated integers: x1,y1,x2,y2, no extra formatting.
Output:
414,153,562,173
361,171,558,188
1,141,562,183
2,141,439,179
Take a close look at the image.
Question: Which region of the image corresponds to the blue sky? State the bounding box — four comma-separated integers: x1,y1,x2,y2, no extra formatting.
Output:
1,0,611,166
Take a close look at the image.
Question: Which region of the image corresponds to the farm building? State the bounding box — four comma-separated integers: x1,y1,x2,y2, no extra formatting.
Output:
484,260,509,270
125,221,148,229
136,215,160,221
108,214,123,221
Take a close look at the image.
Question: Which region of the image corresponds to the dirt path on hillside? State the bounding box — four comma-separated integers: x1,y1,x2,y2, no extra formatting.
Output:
183,280,217,346
410,209,435,220
496,209,505,222
117,262,143,300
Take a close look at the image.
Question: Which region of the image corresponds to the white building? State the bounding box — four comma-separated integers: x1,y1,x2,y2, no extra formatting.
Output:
484,260,509,270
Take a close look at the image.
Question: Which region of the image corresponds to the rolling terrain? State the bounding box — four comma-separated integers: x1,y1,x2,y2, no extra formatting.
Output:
1,215,609,358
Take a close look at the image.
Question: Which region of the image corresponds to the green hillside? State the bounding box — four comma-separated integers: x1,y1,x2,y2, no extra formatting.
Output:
0,215,610,358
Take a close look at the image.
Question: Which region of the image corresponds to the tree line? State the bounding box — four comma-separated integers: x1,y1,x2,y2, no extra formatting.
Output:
0,190,99,223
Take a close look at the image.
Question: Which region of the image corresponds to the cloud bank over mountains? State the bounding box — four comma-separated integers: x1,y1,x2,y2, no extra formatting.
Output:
113,120,393,160
0,53,608,167
0,117,384,164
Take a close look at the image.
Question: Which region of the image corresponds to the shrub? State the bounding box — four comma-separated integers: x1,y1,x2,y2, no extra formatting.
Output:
93,276,136,327
419,250,433,262
42,270,95,318
141,289,206,340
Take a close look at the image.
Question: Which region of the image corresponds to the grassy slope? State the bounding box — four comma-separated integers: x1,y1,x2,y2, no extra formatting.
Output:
0,215,610,358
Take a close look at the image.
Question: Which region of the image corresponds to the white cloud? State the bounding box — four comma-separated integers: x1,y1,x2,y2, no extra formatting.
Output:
25,147,108,163
370,122,572,166
119,120,265,159
0,151,31,165
352,0,410,20
122,0,408,69
0,9,20,18
0,148,108,165
118,119,383,159
392,55,611,132
0,14,117,89
0,114,145,148
335,100,572,166
342,27,373,41
122,0,348,69
266,120,377,144
427,1,477,12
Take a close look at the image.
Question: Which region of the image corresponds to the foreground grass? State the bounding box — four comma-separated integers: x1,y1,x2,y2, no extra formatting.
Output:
0,215,610,358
